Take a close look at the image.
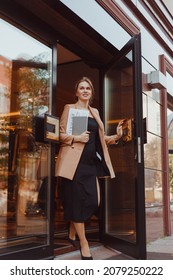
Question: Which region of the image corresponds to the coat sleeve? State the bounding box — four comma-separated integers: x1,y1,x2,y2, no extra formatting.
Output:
94,108,119,145
59,104,74,145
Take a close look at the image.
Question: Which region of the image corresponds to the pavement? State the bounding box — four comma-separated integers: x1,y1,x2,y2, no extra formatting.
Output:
146,234,173,260
54,234,173,260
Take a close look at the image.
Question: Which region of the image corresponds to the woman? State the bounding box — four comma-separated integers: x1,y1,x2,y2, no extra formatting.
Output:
55,77,123,260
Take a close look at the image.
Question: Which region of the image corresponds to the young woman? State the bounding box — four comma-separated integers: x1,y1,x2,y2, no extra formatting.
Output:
55,77,123,260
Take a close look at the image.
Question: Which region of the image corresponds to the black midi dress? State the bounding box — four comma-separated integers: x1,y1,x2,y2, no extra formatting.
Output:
60,117,109,223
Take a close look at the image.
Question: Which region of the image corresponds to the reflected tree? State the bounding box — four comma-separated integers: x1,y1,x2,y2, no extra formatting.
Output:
144,137,161,169
144,137,162,188
16,52,50,117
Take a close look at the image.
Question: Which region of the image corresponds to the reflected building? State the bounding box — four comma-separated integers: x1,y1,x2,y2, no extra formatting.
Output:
168,112,173,201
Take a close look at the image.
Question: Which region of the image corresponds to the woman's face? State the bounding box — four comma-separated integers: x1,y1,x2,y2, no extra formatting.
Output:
76,81,92,102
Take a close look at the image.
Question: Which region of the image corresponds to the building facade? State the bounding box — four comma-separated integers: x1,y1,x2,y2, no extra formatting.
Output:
0,0,172,260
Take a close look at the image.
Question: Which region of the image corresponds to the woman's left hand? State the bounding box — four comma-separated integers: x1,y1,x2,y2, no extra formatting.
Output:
116,120,124,139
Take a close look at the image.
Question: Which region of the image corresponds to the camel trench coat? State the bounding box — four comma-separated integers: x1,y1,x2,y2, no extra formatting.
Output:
55,104,117,180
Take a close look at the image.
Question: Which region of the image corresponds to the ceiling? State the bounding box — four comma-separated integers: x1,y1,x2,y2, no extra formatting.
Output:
57,44,81,65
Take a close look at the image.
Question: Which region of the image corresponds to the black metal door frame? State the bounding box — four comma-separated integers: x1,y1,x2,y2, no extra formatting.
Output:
100,34,146,259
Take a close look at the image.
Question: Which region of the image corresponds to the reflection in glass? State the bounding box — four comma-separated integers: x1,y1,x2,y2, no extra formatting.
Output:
144,91,163,242
142,57,155,75
169,154,173,203
168,109,173,151
145,169,163,204
144,89,160,104
168,108,173,203
144,133,162,170
0,19,52,254
147,96,161,136
145,206,164,242
104,50,136,243
166,72,173,97
143,93,147,119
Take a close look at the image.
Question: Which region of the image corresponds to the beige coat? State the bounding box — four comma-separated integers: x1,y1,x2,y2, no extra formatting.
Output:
55,104,117,180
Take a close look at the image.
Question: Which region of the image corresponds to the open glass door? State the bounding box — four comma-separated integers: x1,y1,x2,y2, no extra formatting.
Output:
102,34,146,259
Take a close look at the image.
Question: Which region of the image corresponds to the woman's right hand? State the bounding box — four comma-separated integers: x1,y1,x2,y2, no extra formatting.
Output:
74,131,90,143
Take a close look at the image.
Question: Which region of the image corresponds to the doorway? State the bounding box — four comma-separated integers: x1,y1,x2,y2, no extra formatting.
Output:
53,44,101,256
53,35,146,260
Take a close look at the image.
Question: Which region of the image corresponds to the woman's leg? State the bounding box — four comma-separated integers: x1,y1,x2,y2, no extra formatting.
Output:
69,221,76,240
73,222,91,257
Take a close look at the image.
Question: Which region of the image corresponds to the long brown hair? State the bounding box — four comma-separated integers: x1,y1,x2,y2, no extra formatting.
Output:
74,77,95,104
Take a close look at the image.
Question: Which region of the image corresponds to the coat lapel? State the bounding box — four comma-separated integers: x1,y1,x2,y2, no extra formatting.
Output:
89,106,104,131
89,106,107,149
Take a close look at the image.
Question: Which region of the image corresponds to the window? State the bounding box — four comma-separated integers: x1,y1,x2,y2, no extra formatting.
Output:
0,19,52,254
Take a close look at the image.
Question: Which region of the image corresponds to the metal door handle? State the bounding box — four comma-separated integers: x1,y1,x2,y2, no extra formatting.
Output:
137,137,141,163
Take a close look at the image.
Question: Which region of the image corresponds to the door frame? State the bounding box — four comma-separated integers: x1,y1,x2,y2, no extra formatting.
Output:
100,34,146,259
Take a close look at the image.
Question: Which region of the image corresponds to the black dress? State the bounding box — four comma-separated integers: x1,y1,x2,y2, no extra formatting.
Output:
60,117,109,222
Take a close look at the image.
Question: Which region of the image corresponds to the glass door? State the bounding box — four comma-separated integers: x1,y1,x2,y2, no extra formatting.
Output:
0,19,52,259
102,35,146,259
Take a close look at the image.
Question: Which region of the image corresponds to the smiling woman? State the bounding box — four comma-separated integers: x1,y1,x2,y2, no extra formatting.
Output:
75,77,95,105
55,76,123,260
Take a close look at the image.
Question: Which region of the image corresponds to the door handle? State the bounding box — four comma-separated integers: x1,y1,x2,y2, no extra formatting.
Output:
137,137,141,163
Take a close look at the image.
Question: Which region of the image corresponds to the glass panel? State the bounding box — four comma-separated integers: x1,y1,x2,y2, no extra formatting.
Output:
169,154,173,202
144,89,161,104
143,93,147,119
147,96,161,136
146,206,164,242
166,72,173,97
104,50,137,243
168,108,173,214
144,133,162,170
168,108,173,151
142,57,155,75
145,169,163,205
0,19,52,254
142,58,161,104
